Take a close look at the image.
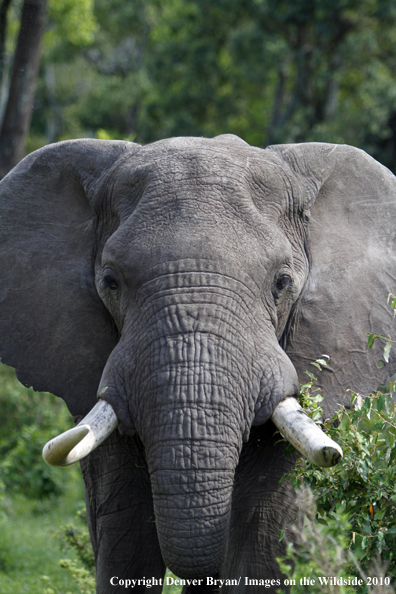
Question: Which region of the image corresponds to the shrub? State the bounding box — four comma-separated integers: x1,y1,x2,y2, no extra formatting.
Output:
0,363,74,500
300,390,396,575
0,364,69,446
0,425,69,499
279,359,396,592
278,488,394,594
57,507,96,594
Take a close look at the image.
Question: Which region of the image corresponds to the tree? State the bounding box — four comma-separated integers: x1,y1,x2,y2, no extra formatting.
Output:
0,0,47,178
14,0,396,174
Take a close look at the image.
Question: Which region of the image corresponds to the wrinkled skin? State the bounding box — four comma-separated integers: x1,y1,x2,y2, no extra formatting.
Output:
0,135,395,593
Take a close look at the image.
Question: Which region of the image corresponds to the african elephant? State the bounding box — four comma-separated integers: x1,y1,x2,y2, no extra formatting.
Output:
0,135,394,593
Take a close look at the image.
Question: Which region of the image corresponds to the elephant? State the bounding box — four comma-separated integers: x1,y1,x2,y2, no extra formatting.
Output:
0,134,395,593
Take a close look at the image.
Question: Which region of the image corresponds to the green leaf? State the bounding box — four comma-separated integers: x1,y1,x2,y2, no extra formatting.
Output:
377,394,386,413
304,371,316,379
283,370,396,576
386,527,396,534
375,508,386,520
368,333,375,349
279,530,285,542
316,358,329,367
310,362,323,370
362,398,372,413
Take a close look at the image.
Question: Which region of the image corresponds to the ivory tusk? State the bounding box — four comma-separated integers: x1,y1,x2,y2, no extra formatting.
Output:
42,399,118,467
271,397,343,467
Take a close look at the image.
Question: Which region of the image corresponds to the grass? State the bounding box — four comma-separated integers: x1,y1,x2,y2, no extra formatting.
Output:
0,466,185,594
0,467,86,594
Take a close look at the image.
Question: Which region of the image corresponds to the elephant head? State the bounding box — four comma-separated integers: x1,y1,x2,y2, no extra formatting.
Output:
0,135,394,584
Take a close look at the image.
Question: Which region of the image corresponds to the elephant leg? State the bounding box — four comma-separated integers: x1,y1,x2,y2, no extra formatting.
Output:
80,431,165,594
221,422,299,594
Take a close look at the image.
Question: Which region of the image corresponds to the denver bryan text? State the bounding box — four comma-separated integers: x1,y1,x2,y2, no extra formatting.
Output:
110,576,250,588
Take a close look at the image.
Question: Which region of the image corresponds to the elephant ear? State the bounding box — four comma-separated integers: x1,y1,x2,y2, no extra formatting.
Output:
268,143,396,416
0,139,139,416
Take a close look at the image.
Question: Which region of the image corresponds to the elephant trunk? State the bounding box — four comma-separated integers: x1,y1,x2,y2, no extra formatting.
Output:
134,328,249,577
149,447,236,577
144,402,241,577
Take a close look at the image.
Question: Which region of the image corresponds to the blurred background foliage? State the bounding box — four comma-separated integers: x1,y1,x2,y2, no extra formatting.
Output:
0,363,74,500
0,362,87,593
0,0,394,171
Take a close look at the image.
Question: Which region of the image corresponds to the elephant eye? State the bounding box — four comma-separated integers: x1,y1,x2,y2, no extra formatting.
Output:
274,274,292,294
103,274,119,292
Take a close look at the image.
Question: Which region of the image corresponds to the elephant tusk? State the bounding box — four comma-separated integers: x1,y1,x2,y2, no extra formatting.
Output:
42,399,118,467
271,397,343,467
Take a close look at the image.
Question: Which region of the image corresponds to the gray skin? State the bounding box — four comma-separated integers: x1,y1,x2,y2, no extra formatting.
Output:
0,135,395,593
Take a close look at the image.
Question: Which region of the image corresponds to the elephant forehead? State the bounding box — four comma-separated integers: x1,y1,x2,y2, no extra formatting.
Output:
98,139,300,286
106,151,293,252
110,138,296,220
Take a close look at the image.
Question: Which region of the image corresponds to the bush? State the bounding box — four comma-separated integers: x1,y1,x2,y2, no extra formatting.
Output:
298,391,396,575
0,364,68,445
278,488,394,594
279,360,396,592
278,489,357,594
60,507,95,573
56,507,96,594
0,363,74,500
0,426,66,499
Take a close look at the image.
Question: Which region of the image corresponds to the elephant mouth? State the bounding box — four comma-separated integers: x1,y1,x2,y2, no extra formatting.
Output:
42,395,342,468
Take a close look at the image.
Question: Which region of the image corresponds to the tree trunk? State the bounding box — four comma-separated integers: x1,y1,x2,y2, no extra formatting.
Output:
0,0,47,178
0,0,13,92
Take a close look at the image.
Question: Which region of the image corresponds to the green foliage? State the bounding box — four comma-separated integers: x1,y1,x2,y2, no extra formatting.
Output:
60,507,95,573
278,490,359,594
18,0,396,171
162,570,183,594
55,507,95,593
56,508,185,594
46,0,98,49
0,362,88,591
0,425,65,499
368,294,396,368
57,559,95,593
0,363,74,499
0,489,85,594
281,359,396,590
293,390,396,576
298,357,329,421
